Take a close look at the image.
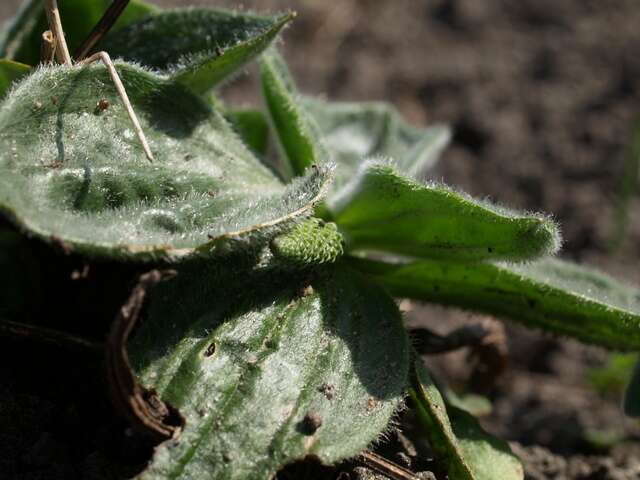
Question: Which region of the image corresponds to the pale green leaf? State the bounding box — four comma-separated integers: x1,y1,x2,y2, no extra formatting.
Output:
303,97,451,190
101,9,293,94
130,265,409,479
0,63,330,261
352,257,640,350
261,49,329,178
0,59,30,97
331,162,560,262
410,360,523,480
0,0,158,66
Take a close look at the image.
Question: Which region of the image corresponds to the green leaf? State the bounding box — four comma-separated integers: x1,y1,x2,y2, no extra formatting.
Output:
261,49,329,178
303,97,451,190
0,0,158,66
225,108,270,157
101,9,294,95
130,265,409,479
445,389,492,417
0,63,330,261
410,360,523,480
0,59,30,97
331,162,560,262
624,358,640,417
352,257,640,350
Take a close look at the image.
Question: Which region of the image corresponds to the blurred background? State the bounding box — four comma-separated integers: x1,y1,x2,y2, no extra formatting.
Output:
2,0,640,477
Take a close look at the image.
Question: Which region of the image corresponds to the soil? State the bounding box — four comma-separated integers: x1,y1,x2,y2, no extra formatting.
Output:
2,1,640,479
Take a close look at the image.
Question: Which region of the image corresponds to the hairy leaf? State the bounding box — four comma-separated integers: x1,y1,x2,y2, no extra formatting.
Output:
353,257,640,350
0,0,157,66
410,360,523,480
261,49,329,178
0,64,329,261
270,217,344,267
101,9,293,95
331,163,560,262
225,108,270,157
303,97,451,190
0,59,30,98
130,265,409,479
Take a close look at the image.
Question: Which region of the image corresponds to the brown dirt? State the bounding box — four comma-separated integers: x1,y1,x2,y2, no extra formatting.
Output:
2,1,640,479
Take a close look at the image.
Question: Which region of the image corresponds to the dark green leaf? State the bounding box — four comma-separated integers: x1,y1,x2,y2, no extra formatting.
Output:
410,360,523,480
0,59,30,97
303,97,451,190
130,265,409,479
0,0,158,66
331,163,560,262
261,49,330,178
101,9,293,95
225,108,270,157
0,63,330,261
352,257,640,350
624,358,640,417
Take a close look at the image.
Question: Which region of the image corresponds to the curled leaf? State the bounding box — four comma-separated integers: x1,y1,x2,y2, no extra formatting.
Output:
102,9,294,94
0,64,330,261
332,162,560,262
303,96,451,189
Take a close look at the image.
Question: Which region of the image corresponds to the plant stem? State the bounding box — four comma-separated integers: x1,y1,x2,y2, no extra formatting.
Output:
74,0,130,61
357,451,420,480
43,0,72,65
0,318,102,353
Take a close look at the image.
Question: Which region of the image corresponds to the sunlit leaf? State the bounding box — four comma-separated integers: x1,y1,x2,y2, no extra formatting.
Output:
303,97,450,190
130,265,409,479
410,360,523,480
102,9,294,94
261,49,329,179
0,64,329,261
331,162,560,262
353,257,640,350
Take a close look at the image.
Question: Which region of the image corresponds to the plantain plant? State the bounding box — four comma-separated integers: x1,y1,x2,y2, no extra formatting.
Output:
1,1,639,479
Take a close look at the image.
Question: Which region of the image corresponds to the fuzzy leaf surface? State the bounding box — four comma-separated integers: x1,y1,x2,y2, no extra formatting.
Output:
0,64,329,261
0,0,157,65
0,59,30,98
353,257,640,350
261,49,329,178
225,109,270,157
303,97,451,191
410,360,523,480
331,163,559,262
130,265,409,480
101,9,293,95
